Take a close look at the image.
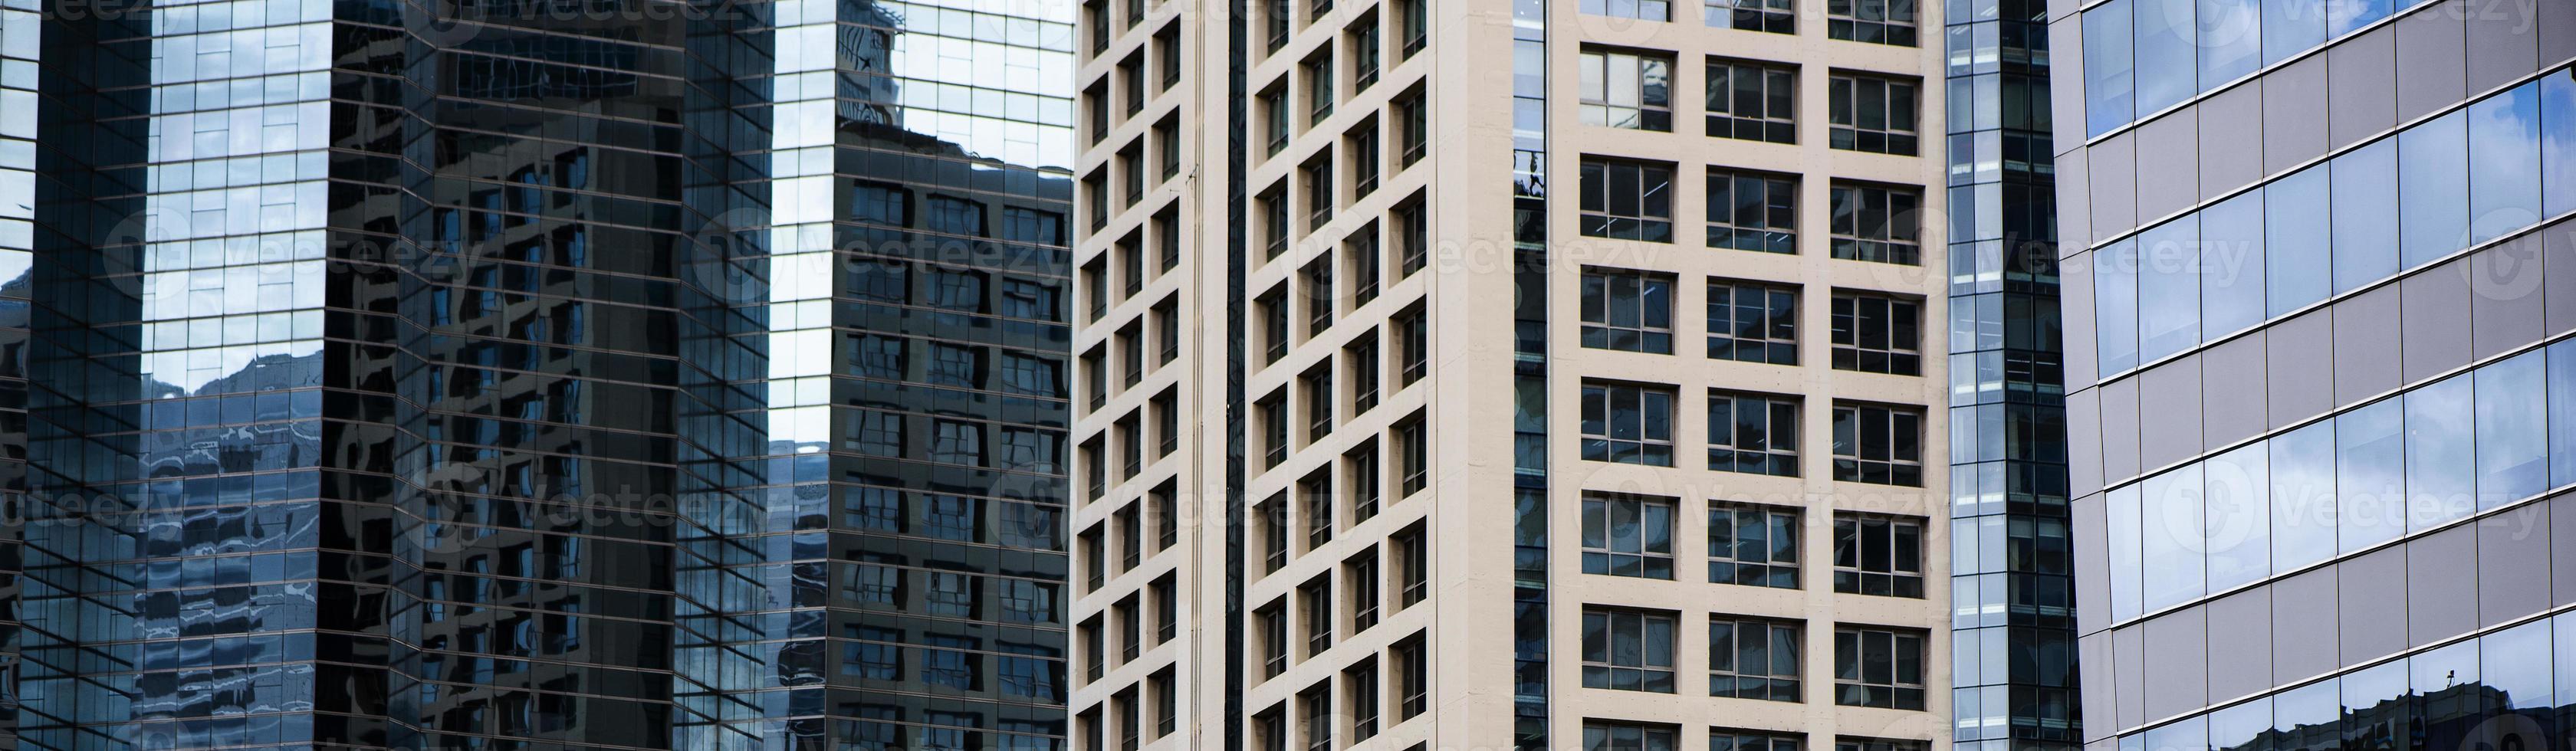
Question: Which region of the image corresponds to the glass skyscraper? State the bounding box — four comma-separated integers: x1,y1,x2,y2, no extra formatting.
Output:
0,0,1073,747
2057,8,2576,751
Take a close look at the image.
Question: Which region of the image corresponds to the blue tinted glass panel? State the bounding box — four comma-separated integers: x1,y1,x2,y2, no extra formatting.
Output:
2270,420,2337,572
2138,220,2201,364
2469,81,2542,244
2141,464,2206,612
2200,0,2261,88
2475,349,2547,509
2276,677,2341,745
2266,166,2331,316
2482,618,2552,710
2145,713,2206,751
2326,0,2389,36
2107,484,2145,622
2135,0,2197,116
2085,0,2137,137
2262,0,2325,65
2399,110,2468,268
2336,398,2404,553
2403,373,2472,531
2096,241,2141,376
2551,340,2576,486
2331,139,2400,294
2212,697,2273,751
2205,443,2270,592
2545,70,2576,218
2200,189,2264,336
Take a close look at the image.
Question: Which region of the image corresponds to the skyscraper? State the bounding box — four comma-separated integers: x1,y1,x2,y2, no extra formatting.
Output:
2055,5,2576,751
0,1,1075,747
1073,1,1956,749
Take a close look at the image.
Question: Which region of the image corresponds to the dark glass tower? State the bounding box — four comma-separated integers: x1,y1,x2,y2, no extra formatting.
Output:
5,0,1070,748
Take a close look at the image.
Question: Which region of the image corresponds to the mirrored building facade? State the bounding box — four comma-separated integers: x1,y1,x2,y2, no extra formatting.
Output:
0,0,1072,747
2055,6,2576,751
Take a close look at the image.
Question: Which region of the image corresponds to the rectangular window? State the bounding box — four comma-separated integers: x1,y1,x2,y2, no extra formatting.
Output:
1395,193,1428,275
1581,494,1676,579
1400,0,1427,56
1707,280,1796,364
1257,707,1287,751
1709,616,1803,702
1119,505,1144,571
1398,90,1428,168
1705,0,1793,33
1717,730,1805,751
1122,143,1145,205
1395,633,1428,718
1303,366,1334,443
1347,231,1380,306
1154,390,1178,457
1301,471,1334,550
1261,494,1291,573
1349,123,1381,199
1155,298,1181,366
1829,292,1921,376
1831,402,1923,486
1579,158,1676,242
1836,738,1928,751
1261,185,1291,258
1152,669,1178,737
1304,157,1336,230
1082,617,1106,679
1827,0,1917,46
1346,442,1381,522
1346,659,1381,741
1301,576,1334,656
1260,392,1289,468
1118,690,1139,751
1259,600,1290,677
1086,83,1109,145
1122,54,1145,116
1706,169,1797,253
1349,15,1381,92
1395,524,1428,607
1346,548,1380,631
1580,607,1678,693
1833,626,1927,710
1395,414,1428,497
1118,595,1142,661
1119,235,1145,298
1263,85,1291,157
1710,503,1800,588
1156,207,1181,272
1581,382,1676,466
1579,49,1674,132
1152,573,1178,641
1398,304,1428,386
1158,116,1181,180
1585,723,1681,751
1828,73,1919,156
1581,0,1671,21
1706,60,1796,143
1082,525,1106,590
1157,24,1182,88
1348,336,1380,415
1087,0,1111,52
1119,323,1144,389
1580,268,1675,354
1305,52,1336,124
1301,684,1333,751
1709,391,1800,477
1260,287,1290,363
1829,183,1921,265
1832,513,1924,598
1266,0,1290,52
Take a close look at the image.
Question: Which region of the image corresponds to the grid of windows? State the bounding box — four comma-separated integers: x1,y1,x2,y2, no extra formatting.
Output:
1581,494,1676,579
1708,503,1799,589
1709,391,1801,477
1582,382,1677,466
1581,607,1678,693
1707,281,1796,364
1579,159,1677,241
1705,61,1797,143
1582,269,1676,354
1704,0,1793,33
1708,617,1802,702
1828,74,1920,156
1832,514,1924,598
1706,170,1798,254
1832,627,1926,710
1827,0,1918,46
1579,49,1675,131
1829,293,1921,376
1831,402,1923,486
1829,183,1921,265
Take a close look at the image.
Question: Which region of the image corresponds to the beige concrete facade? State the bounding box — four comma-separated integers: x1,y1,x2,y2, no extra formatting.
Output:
1070,0,1952,749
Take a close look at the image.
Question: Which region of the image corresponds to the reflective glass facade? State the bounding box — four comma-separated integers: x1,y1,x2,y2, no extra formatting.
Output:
2,0,1070,747
2057,7,2576,751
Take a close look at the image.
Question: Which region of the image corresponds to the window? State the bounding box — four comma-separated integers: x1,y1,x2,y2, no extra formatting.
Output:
1831,402,1922,486
1154,298,1181,366
1119,234,1145,297
1263,84,1291,156
1582,494,1675,579
1122,53,1145,116
1394,524,1428,607
1119,506,1143,571
1827,0,1917,46
1706,0,1792,33
1709,617,1802,701
1579,49,1674,131
1705,60,1795,143
1260,393,1290,468
1087,172,1109,231
1349,123,1381,198
1084,260,1109,323
1304,51,1335,124
1833,627,1926,710
1346,659,1381,741
1579,268,1674,354
1116,689,1140,751
1397,304,1428,386
1399,0,1427,56
1579,159,1675,241
1580,0,1671,21
1257,707,1287,751
1585,723,1680,751
1707,280,1796,364
1394,193,1428,275
1262,184,1292,258
1829,292,1920,376
1394,414,1428,497
1301,684,1333,751
1261,494,1291,573
1119,323,1144,388
1087,0,1110,52
1346,442,1381,522
1716,731,1803,751
1081,617,1105,678
1828,183,1921,265
1836,738,1927,751
1828,74,1918,156
1581,607,1677,693
1121,142,1145,204
1260,287,1290,363
1708,391,1800,477
1266,0,1290,52
1706,169,1797,253
1346,230,1379,306
1349,16,1380,92
1303,258,1335,335
1157,116,1181,180
1117,595,1142,661
1396,90,1428,168
926,343,984,388
1259,600,1290,677
1302,366,1334,443
1153,391,1178,457
1350,334,1381,418
1301,576,1334,656
1832,514,1923,598
1304,156,1336,230
1155,207,1181,273
1156,23,1181,89
1346,548,1379,631
1581,382,1675,466
1300,472,1334,549
1709,503,1799,589
1394,633,1428,718
1152,669,1178,737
